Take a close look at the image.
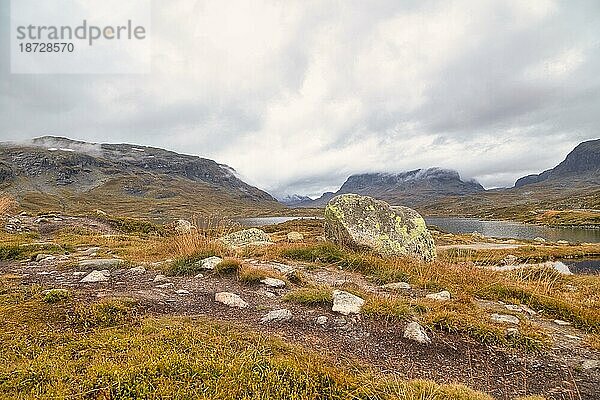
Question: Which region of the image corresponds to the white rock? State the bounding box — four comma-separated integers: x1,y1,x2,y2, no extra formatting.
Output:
271,262,296,275
257,289,277,298
194,273,204,279
260,277,286,288
174,219,193,234
551,261,572,275
153,274,169,283
382,282,411,290
73,271,87,276
156,283,175,289
534,237,546,243
581,359,600,370
215,292,248,309
78,259,123,269
332,290,364,315
426,290,451,301
316,316,328,325
505,304,522,312
80,270,110,283
261,309,292,323
36,254,54,262
553,319,571,326
287,231,304,242
175,289,190,295
195,256,223,270
129,266,146,274
491,313,520,325
506,327,519,338
403,322,431,344
81,247,100,256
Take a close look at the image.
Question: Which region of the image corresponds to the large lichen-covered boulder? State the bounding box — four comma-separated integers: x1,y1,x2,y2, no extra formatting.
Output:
324,194,436,261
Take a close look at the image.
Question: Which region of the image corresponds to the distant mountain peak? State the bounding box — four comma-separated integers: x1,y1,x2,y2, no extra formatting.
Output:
514,138,600,188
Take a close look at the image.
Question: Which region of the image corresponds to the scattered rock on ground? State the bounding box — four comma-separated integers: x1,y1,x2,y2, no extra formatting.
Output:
129,266,146,274
156,283,175,289
287,231,304,242
316,316,328,325
81,247,100,256
581,359,600,371
332,290,364,315
324,194,436,261
215,292,248,308
194,256,223,270
260,277,286,288
174,219,193,234
271,262,296,275
153,274,169,283
491,313,520,325
80,270,110,283
403,322,431,344
219,228,273,248
534,237,546,243
382,282,411,290
261,309,292,323
426,290,451,301
554,319,571,326
78,259,123,269
175,289,190,295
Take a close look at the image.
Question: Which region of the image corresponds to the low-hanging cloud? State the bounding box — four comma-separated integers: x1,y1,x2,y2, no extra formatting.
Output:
1,0,599,198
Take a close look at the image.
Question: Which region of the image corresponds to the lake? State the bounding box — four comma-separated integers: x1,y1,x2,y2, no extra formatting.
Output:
240,216,600,244
425,217,600,244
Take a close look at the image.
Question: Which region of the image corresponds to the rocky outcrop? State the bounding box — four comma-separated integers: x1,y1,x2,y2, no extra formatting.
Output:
324,194,436,261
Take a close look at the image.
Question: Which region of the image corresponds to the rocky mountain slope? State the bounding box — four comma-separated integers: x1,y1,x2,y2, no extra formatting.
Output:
515,138,600,188
293,168,483,208
0,136,284,219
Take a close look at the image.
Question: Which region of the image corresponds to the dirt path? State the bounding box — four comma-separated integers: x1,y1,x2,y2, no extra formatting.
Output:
2,250,599,400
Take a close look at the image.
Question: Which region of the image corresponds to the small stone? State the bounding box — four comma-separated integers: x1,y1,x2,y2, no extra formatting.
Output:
581,360,600,370
505,304,522,312
534,237,546,243
153,274,169,283
332,290,365,315
556,240,569,245
78,259,123,269
382,282,411,290
426,290,451,301
257,289,277,298
129,266,146,274
73,271,87,276
403,322,431,344
261,309,292,323
36,254,52,262
271,263,296,275
81,247,100,256
316,316,328,326
194,256,223,270
80,270,110,283
553,319,571,326
564,334,581,340
505,327,519,338
156,283,175,289
287,231,304,242
175,289,190,295
260,278,286,288
215,292,248,308
491,313,520,325
194,273,204,279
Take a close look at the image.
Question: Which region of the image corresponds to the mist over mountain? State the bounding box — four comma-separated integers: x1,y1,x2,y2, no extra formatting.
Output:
0,136,283,219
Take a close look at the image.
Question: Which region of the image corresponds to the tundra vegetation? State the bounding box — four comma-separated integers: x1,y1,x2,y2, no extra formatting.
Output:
0,201,598,399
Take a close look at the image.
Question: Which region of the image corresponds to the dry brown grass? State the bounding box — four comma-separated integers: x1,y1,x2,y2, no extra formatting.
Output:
0,195,17,216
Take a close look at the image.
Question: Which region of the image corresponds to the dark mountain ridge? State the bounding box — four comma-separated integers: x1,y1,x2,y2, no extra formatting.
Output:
0,136,282,219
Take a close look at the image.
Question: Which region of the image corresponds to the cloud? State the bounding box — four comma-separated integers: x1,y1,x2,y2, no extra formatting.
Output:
1,0,599,197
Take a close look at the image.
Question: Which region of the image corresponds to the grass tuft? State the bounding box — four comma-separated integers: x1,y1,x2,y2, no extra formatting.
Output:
283,286,333,306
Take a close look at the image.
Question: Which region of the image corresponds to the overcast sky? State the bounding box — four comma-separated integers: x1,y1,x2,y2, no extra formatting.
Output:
1,0,599,197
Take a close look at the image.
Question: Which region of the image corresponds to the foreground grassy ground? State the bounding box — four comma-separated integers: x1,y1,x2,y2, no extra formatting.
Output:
0,278,494,400
1,212,599,398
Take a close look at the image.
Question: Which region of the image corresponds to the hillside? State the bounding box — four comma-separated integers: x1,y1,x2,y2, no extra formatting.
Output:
515,139,600,188
0,137,284,220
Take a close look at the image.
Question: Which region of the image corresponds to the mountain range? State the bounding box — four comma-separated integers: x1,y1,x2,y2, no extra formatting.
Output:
1,136,598,223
